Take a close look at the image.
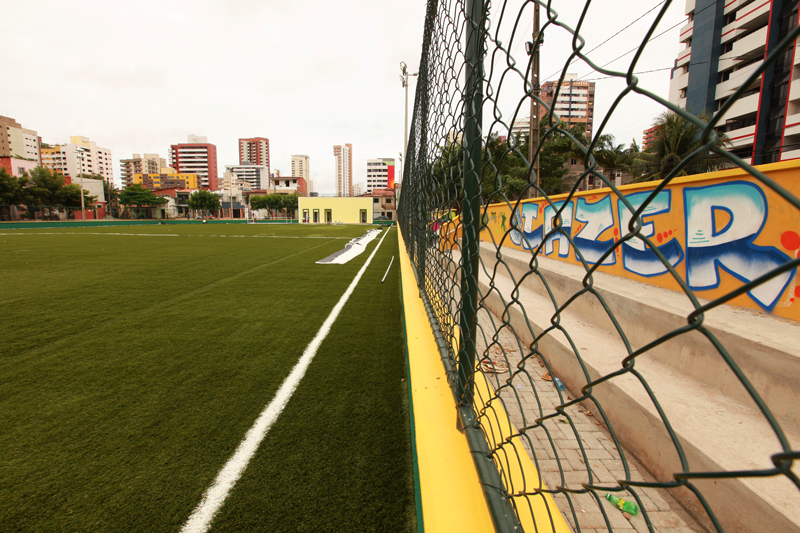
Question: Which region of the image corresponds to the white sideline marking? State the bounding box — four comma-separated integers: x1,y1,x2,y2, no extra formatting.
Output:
180,227,392,533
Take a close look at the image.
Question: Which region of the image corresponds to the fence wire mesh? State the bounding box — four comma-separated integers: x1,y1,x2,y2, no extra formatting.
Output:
398,0,800,531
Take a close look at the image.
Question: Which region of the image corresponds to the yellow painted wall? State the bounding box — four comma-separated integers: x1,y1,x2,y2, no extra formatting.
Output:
133,173,199,189
298,197,373,224
472,160,800,321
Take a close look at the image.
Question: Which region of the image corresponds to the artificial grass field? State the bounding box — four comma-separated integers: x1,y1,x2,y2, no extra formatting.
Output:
0,223,415,532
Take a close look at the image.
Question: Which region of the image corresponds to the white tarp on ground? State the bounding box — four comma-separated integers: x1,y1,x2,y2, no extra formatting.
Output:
316,229,382,264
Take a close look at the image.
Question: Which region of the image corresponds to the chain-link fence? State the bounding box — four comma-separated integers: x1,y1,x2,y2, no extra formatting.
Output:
398,0,800,531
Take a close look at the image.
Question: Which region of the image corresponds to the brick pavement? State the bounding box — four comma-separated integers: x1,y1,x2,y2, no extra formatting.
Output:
475,306,703,533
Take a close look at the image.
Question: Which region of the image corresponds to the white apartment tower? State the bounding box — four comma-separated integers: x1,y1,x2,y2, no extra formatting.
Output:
366,158,396,193
225,163,269,190
0,116,41,163
40,136,113,182
291,155,310,181
120,154,166,188
667,0,800,163
333,144,353,197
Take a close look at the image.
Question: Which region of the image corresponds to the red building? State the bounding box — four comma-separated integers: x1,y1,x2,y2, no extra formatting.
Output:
169,135,218,190
239,137,270,176
642,125,659,151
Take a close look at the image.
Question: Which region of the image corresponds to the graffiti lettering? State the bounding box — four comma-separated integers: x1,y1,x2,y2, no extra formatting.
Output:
616,191,683,277
574,196,616,265
684,181,794,310
544,201,574,257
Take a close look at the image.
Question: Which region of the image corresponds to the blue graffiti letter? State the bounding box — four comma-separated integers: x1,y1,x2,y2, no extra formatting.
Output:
574,195,616,265
617,191,684,277
684,181,794,310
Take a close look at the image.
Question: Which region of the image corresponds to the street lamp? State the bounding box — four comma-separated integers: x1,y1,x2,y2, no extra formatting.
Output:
75,147,89,220
400,61,418,172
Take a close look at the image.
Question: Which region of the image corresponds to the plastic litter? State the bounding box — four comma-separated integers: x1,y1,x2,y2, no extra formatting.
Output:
605,493,639,515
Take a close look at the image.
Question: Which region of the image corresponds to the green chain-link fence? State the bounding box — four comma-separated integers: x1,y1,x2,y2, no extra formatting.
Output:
398,0,800,531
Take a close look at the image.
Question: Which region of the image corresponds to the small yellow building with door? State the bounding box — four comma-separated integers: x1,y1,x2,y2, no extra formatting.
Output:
298,197,373,224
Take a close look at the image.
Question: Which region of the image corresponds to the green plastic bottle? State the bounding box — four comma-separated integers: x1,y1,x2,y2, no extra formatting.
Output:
605,493,639,515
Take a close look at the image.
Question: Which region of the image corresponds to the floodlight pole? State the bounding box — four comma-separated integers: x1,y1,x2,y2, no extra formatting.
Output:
75,147,88,220
400,62,418,171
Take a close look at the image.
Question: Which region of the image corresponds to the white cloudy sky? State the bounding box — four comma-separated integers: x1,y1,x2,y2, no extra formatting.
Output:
0,0,688,194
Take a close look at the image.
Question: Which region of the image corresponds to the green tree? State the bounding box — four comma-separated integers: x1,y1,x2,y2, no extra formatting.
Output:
186,189,220,217
0,167,24,205
281,194,299,217
250,194,286,218
118,184,168,218
632,111,730,182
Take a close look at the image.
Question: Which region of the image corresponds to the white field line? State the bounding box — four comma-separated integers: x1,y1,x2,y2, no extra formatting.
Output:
180,227,392,533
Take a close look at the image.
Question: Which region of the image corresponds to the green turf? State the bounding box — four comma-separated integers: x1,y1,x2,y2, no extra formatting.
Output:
0,224,415,532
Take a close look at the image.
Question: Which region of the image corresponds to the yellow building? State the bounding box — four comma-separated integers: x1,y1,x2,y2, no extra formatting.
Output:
133,170,199,190
298,197,373,224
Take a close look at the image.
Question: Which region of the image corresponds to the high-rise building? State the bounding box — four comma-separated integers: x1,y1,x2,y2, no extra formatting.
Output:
354,183,364,196
169,135,218,190
40,136,113,182
224,163,270,190
668,0,799,164
120,154,166,188
291,155,310,181
541,74,595,139
239,137,270,172
365,158,396,192
0,115,41,164
333,144,353,197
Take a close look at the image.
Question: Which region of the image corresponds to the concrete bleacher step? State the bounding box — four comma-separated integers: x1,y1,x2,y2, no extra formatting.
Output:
458,245,800,532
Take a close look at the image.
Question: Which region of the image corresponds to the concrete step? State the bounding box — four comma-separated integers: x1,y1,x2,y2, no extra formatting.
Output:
462,248,800,532
479,245,800,433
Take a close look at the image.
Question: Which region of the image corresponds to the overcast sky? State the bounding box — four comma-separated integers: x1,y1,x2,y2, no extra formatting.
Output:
0,0,687,194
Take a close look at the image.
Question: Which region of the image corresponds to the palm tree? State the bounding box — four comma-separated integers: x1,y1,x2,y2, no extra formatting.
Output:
631,111,730,182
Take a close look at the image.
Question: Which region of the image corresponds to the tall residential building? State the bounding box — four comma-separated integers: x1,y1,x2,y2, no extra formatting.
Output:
40,136,113,182
291,155,310,181
541,74,595,139
0,115,41,164
642,125,660,150
365,158,396,192
169,135,218,190
668,0,799,164
120,153,166,188
224,163,270,190
239,137,270,172
333,144,353,197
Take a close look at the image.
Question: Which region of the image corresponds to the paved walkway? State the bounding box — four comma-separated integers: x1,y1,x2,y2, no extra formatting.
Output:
476,306,703,533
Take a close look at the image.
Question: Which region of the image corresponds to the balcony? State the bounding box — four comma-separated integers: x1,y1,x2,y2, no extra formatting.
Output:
732,25,768,57
791,79,800,101
724,124,756,147
676,47,691,67
679,22,693,43
784,114,800,137
717,92,760,122
715,60,763,100
780,147,800,161
736,0,770,30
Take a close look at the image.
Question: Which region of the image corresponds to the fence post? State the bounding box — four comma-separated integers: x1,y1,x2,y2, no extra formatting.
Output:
457,0,485,405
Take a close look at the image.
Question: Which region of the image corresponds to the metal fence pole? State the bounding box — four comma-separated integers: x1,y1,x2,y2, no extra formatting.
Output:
458,0,485,405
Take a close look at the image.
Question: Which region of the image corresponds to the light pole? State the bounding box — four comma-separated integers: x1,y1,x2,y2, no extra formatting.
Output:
229,171,234,220
75,147,89,220
400,62,418,172
527,4,542,198
397,152,403,186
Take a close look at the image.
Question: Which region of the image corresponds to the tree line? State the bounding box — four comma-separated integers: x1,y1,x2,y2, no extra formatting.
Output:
431,111,731,203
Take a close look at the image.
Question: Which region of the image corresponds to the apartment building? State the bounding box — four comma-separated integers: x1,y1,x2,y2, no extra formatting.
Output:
365,158,396,193
120,154,166,188
333,144,353,197
224,163,269,190
668,0,799,163
239,137,270,173
40,136,113,182
541,74,595,138
0,116,41,164
134,168,199,190
169,135,218,190
291,155,310,181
